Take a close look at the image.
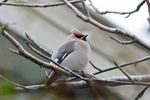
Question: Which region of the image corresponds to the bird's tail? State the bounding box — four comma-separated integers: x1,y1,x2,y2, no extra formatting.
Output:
45,71,62,88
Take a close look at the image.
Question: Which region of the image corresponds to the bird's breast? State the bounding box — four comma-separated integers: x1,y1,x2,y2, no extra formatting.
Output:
60,50,89,73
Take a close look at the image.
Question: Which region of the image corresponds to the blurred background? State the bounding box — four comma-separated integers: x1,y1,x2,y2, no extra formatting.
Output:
0,0,150,100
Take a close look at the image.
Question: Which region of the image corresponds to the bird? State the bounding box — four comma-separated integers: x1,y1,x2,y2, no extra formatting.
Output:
45,29,91,88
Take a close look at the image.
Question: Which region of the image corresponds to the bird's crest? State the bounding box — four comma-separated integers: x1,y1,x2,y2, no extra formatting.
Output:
71,29,84,38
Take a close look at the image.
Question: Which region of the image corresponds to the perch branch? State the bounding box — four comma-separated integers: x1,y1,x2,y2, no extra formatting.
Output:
15,75,150,91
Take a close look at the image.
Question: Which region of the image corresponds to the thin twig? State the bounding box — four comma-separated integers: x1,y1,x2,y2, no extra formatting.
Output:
114,61,135,83
81,0,90,17
0,75,27,90
89,0,146,18
0,0,82,8
135,86,149,100
94,56,150,75
25,32,52,57
8,48,20,55
26,41,50,61
89,60,102,72
110,36,136,45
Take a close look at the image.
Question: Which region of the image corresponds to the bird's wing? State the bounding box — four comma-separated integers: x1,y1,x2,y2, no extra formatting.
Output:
51,41,76,64
45,41,76,87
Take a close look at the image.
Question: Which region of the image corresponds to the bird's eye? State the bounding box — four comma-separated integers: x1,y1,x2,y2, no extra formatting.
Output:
75,34,84,38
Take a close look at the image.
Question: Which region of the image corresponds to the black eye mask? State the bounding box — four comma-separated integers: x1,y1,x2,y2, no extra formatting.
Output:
74,34,84,38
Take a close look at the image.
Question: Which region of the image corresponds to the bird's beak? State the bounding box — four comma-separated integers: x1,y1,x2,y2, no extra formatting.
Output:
82,34,88,41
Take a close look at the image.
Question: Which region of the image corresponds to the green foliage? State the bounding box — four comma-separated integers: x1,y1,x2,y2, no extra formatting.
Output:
0,27,3,35
0,81,16,96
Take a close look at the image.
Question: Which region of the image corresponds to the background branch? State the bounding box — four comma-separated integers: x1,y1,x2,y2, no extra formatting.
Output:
62,0,150,50
0,0,82,8
94,56,150,75
114,61,135,83
89,0,146,18
110,36,136,45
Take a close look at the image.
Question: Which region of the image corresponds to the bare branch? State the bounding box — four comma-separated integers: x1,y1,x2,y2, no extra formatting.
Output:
15,82,87,91
15,75,150,91
107,74,150,83
89,0,146,18
14,74,150,91
94,56,150,75
62,0,150,50
85,73,150,86
25,32,52,57
89,60,102,72
0,0,82,8
135,86,149,100
114,61,135,83
110,36,136,45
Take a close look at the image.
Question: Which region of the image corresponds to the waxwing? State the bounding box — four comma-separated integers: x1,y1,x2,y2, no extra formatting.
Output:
45,29,90,88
